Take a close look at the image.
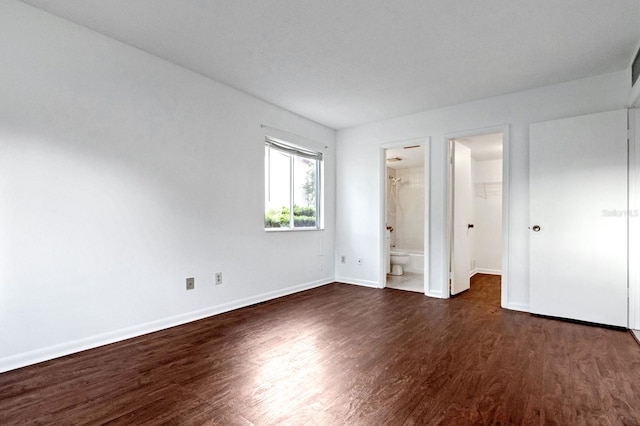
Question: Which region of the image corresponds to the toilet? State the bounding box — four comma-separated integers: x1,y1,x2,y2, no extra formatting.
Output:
389,251,410,276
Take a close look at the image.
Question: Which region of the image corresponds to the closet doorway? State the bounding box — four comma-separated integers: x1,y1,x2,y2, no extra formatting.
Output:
448,131,505,301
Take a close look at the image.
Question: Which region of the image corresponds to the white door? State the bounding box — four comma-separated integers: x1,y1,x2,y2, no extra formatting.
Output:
530,109,628,327
451,141,472,295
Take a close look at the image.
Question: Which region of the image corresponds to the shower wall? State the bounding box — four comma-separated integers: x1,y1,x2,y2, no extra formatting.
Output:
386,167,397,246
393,167,424,252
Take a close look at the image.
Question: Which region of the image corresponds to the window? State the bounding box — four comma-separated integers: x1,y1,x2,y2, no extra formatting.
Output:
264,136,322,230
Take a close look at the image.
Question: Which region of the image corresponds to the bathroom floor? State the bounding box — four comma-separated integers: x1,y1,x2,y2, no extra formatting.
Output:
385,272,424,293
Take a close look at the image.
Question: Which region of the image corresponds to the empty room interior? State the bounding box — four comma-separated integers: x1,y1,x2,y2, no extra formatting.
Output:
3,0,640,424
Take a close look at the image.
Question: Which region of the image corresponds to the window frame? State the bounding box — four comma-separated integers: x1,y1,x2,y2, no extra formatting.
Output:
264,136,323,232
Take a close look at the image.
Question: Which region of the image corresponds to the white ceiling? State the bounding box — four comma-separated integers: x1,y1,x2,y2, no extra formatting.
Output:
457,133,503,161
20,0,640,130
386,132,502,169
386,145,425,169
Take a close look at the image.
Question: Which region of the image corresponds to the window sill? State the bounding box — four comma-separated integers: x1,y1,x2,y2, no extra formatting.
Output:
265,228,324,233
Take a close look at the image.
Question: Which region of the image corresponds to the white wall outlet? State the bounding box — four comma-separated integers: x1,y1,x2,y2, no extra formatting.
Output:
215,272,222,285
186,277,195,290
357,257,363,265
340,255,346,264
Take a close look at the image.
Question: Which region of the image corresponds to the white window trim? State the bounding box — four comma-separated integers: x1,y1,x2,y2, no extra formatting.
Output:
264,134,324,232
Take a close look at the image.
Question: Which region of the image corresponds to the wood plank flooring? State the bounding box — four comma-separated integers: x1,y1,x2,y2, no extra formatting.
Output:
2,274,640,425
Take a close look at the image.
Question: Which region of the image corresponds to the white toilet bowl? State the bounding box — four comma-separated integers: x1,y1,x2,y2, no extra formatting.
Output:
390,251,410,276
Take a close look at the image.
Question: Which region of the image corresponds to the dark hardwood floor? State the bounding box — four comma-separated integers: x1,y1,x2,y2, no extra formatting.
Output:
2,274,640,425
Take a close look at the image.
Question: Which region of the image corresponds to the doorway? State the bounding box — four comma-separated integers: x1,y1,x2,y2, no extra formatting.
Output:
448,131,504,300
381,140,428,293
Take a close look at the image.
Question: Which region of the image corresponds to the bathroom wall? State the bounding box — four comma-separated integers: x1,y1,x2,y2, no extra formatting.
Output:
393,167,425,252
472,159,503,274
386,167,397,246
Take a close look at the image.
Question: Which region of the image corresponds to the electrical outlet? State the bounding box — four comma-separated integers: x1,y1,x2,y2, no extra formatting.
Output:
340,255,346,264
357,257,363,265
215,272,222,285
186,277,195,290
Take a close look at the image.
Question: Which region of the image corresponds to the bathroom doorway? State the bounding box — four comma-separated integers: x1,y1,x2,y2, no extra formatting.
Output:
448,131,505,302
382,141,428,293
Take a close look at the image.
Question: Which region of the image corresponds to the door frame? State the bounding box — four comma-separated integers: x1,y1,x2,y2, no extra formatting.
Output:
629,109,640,329
379,137,430,294
444,125,510,307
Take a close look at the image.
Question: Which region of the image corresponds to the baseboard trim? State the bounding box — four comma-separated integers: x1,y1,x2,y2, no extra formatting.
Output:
335,277,381,288
426,289,443,298
505,302,530,313
0,277,334,373
476,268,502,275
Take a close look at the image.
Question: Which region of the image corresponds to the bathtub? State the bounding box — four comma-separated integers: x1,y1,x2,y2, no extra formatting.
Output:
393,249,424,273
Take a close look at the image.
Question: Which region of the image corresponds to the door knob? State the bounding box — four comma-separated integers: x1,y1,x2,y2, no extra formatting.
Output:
468,224,474,229
532,225,541,232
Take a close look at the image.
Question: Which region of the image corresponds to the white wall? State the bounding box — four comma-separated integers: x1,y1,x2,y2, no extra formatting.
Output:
335,70,630,305
630,108,640,330
472,159,502,274
0,1,336,372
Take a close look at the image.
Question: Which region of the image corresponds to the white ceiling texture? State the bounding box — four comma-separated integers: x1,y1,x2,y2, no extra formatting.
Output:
386,132,502,170
21,0,640,130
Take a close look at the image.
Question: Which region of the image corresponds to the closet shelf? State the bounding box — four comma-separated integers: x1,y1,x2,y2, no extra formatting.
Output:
474,181,502,199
